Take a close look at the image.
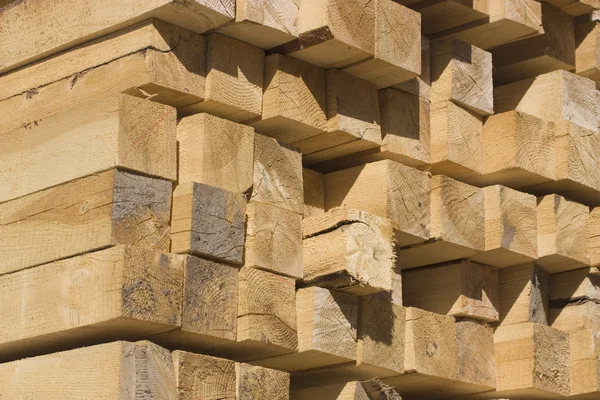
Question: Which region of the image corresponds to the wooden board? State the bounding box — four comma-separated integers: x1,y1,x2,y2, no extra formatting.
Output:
0,341,177,399
252,134,304,214
576,21,600,87
537,194,589,273
0,169,172,275
456,320,496,391
303,168,325,218
397,175,485,269
244,201,303,279
0,0,233,74
302,208,395,295
250,54,327,144
431,38,494,116
291,382,371,399
252,287,358,372
494,323,570,397
472,185,538,268
590,208,600,266
498,263,550,327
324,160,430,246
152,255,239,355
216,0,299,49
177,113,255,194
402,260,499,322
568,328,600,398
237,267,298,360
0,93,176,203
550,267,600,301
182,33,265,122
491,3,576,85
0,33,206,136
551,301,600,332
408,0,489,36
544,0,600,16
394,36,431,101
171,183,247,265
0,246,183,362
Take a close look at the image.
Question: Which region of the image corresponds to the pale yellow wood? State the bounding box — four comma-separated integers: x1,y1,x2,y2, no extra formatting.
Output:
172,350,290,400
494,323,570,396
291,382,369,400
0,341,177,399
411,0,489,36
435,0,543,50
324,160,430,246
152,256,238,355
568,328,600,397
0,169,172,275
0,94,176,203
303,208,395,295
551,302,600,332
498,263,550,327
237,267,298,359
217,0,299,49
0,31,206,136
0,246,183,362
551,268,600,301
474,111,555,189
252,134,303,214
303,168,325,218
491,3,576,84
576,21,600,87
545,0,600,16
495,70,598,132
403,260,499,322
297,69,381,164
397,175,485,269
343,0,421,89
171,183,246,264
537,194,589,273
472,185,538,268
251,54,327,144
394,36,431,101
0,0,233,74
377,88,430,167
589,208,600,266
244,201,303,279
456,320,496,391
431,38,493,116
177,113,255,194
428,101,484,179
254,287,358,372
183,34,265,122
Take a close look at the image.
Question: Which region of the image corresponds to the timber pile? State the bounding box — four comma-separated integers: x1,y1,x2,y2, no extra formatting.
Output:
3,0,600,399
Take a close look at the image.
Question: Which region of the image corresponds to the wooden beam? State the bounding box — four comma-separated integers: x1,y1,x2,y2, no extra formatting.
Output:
0,169,172,275
568,328,600,398
550,267,600,302
303,168,325,218
0,246,183,362
397,175,485,269
544,0,600,16
550,301,600,332
402,260,499,323
252,134,304,214
216,0,299,49
291,382,370,399
537,194,589,273
177,113,255,194
0,93,176,203
394,36,431,101
494,323,570,397
172,350,290,399
456,320,496,393
491,3,576,85
237,267,298,360
299,69,382,165
171,183,246,264
473,111,555,189
0,341,177,399
495,70,598,132
434,0,543,50
152,255,238,355
590,207,600,267
250,54,327,144
431,38,494,116
498,263,550,327
428,101,484,179
471,185,538,268
406,0,488,36
302,208,395,295
244,201,303,279
253,287,358,372
324,160,430,246
182,33,265,122
576,21,600,87
0,0,233,74
528,120,600,206
342,0,422,89
0,28,205,135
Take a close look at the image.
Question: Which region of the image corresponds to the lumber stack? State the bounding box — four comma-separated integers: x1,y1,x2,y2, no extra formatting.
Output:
2,0,600,399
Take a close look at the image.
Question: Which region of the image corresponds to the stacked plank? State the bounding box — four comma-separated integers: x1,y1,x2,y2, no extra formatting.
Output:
2,0,600,399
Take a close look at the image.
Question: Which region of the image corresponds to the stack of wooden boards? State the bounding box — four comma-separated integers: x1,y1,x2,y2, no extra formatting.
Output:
4,0,600,398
